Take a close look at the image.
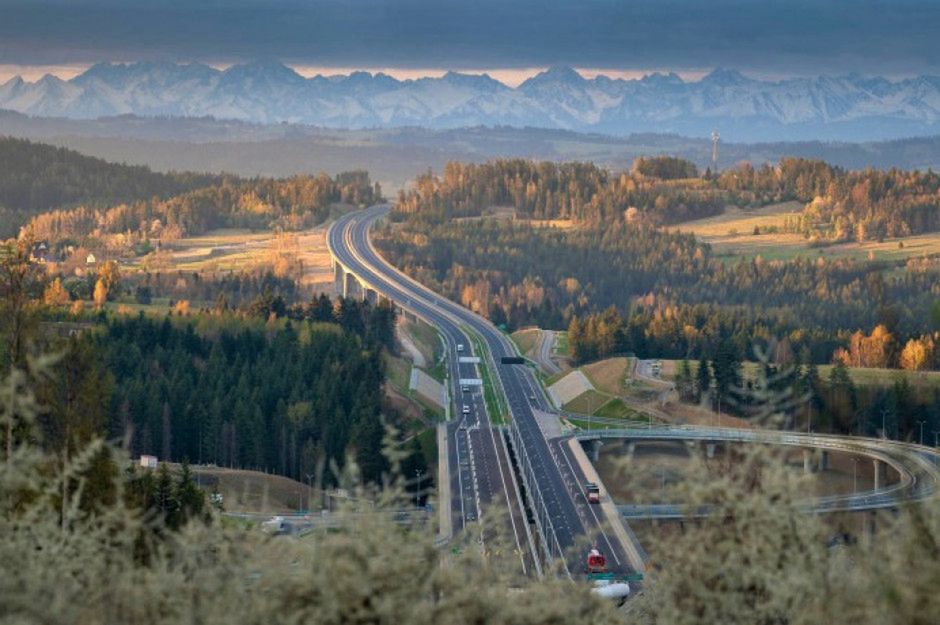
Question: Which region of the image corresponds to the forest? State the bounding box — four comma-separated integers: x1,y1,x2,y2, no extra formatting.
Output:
0,136,220,238
394,157,940,240
377,157,940,377
33,295,401,486
24,170,380,243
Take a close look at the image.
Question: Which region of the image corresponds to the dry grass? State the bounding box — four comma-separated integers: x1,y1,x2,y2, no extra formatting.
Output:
130,225,336,292
563,389,612,414
661,359,940,389
188,465,317,514
581,357,630,395
510,328,540,355
673,200,940,262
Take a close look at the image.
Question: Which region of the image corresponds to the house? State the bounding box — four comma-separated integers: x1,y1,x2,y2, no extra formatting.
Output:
139,455,158,469
85,253,96,265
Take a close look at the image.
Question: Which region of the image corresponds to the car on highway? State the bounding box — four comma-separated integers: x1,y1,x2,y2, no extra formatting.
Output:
528,393,537,401
461,386,470,393
457,343,465,352
462,404,471,414
586,482,601,504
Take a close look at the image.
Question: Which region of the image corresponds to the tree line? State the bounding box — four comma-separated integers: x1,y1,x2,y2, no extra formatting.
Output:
0,136,219,238
393,157,940,241
24,170,380,243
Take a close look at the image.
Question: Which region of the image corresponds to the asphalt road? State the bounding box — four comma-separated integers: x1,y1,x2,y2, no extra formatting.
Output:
330,207,534,576
330,205,634,577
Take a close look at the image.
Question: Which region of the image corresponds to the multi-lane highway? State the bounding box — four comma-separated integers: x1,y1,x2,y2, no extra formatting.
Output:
329,205,639,578
329,206,536,577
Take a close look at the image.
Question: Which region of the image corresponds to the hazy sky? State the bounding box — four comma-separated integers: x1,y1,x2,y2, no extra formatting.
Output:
1,0,938,79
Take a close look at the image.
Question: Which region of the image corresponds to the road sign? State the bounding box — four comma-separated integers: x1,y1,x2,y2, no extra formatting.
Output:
458,356,481,363
500,356,525,364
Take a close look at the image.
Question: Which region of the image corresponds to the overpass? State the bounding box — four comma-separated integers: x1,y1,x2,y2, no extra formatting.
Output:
576,426,940,519
328,204,940,581
328,206,646,580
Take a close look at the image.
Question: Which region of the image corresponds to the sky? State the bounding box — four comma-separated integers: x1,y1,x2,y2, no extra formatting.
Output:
0,0,938,81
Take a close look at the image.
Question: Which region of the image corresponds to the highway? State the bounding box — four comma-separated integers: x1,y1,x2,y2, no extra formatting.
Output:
329,205,639,578
329,207,536,577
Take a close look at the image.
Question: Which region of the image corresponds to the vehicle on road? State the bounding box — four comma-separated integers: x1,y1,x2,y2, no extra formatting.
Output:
591,580,631,606
457,343,464,352
462,404,471,414
461,386,470,393
586,548,608,573
528,393,536,401
586,482,601,504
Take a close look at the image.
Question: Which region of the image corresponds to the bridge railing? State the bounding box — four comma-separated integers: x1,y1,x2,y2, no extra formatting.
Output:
507,418,570,576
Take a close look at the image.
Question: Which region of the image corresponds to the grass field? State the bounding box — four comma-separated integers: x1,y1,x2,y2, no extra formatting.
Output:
510,328,540,355
563,389,613,415
581,357,630,395
594,397,640,420
407,320,442,363
673,201,940,263
188,465,317,514
660,359,940,389
130,221,337,292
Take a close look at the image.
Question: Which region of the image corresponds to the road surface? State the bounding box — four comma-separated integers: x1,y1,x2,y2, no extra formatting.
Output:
329,205,639,578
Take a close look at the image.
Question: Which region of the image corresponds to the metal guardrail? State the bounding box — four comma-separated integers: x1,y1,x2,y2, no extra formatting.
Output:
331,209,570,576
575,425,940,517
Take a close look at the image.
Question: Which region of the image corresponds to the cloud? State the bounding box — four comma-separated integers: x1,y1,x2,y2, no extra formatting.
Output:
0,0,937,75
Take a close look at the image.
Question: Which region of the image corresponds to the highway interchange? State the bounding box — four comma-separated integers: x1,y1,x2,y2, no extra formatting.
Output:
328,204,940,583
329,205,636,579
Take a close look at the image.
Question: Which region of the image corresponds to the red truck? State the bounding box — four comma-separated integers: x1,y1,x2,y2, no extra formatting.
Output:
585,482,600,504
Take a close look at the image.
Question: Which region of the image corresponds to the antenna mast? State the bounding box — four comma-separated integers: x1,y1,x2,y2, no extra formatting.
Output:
711,131,720,172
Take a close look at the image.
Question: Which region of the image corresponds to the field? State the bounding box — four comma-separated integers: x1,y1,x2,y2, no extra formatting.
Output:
673,201,940,262
127,219,340,292
581,357,630,395
510,327,540,355
659,359,940,389
188,465,318,513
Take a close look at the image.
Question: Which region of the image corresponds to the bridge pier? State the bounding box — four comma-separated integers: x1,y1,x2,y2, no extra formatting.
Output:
818,450,829,472
333,262,345,297
344,272,361,299
873,459,886,490
588,440,603,462
624,441,635,458
803,449,813,474
706,442,716,459
365,287,378,305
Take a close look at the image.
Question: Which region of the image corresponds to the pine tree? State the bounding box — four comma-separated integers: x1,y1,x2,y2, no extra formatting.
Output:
695,356,711,403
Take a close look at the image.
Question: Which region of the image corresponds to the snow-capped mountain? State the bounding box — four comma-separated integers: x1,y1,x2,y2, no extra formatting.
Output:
2,62,939,141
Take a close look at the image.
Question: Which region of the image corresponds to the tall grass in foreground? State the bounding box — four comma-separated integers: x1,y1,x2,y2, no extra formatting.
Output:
2,357,939,624
0,359,619,625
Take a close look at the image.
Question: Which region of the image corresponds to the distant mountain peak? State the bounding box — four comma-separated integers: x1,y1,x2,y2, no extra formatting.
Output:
701,68,751,86
1,61,939,141
521,66,586,89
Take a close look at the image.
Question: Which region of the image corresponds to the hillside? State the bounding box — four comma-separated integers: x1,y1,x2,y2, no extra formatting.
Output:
0,136,219,237
5,112,940,193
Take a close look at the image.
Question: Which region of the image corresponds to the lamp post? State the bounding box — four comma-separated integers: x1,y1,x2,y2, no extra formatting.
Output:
305,473,315,512
852,457,858,495
415,469,423,509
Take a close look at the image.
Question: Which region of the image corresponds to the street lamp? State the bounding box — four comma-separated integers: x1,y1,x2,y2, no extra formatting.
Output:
852,457,858,495
305,473,315,512
415,469,423,508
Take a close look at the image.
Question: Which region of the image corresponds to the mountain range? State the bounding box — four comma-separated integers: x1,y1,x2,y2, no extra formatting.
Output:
2,62,940,142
